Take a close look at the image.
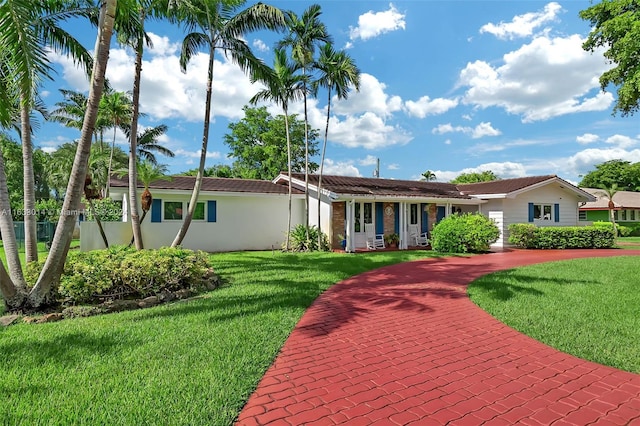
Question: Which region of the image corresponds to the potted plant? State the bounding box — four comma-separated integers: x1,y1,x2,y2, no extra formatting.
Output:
384,233,400,248
337,234,346,249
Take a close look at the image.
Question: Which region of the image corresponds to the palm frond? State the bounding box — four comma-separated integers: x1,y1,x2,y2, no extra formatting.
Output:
180,31,209,72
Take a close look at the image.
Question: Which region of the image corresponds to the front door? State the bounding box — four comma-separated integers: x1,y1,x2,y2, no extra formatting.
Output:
354,202,373,247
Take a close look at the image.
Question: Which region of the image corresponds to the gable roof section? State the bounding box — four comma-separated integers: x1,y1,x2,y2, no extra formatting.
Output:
110,175,300,195
580,188,640,209
458,175,595,201
284,173,471,199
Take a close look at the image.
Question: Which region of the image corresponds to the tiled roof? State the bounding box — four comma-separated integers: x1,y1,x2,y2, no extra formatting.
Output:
110,174,300,195
287,173,470,199
456,175,557,195
580,188,640,209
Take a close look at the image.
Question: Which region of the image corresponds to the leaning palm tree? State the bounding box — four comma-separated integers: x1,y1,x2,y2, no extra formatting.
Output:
596,183,619,239
251,48,306,251
121,123,175,165
0,0,120,310
168,0,285,247
277,4,331,240
313,43,360,248
0,0,94,263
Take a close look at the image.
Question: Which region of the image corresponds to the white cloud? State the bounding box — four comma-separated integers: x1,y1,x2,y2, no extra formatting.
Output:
358,155,379,166
322,159,361,177
576,133,599,144
567,148,640,176
404,96,458,118
458,34,614,122
349,3,406,41
174,149,221,159
387,163,399,170
147,33,179,57
605,134,637,149
328,112,413,149
252,39,269,52
432,122,501,139
435,161,528,182
333,73,402,117
480,2,562,40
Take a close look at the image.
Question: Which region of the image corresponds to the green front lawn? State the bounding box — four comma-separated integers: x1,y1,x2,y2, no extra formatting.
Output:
468,256,640,374
0,250,437,425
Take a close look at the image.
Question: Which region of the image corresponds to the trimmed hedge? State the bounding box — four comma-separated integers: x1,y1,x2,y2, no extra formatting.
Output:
431,213,500,253
508,224,615,249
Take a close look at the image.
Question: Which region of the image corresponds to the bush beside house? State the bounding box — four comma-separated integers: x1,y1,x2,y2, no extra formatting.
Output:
431,213,500,253
508,224,615,249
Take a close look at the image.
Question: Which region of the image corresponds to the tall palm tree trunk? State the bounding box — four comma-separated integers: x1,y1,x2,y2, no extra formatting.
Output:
106,126,116,197
302,72,309,242
20,97,38,262
28,0,116,308
128,11,145,249
172,45,215,247
284,109,292,251
317,88,332,249
0,146,28,306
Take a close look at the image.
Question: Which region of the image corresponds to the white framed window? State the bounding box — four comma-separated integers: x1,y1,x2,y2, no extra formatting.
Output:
188,202,206,221
164,201,183,220
534,204,552,221
354,202,373,232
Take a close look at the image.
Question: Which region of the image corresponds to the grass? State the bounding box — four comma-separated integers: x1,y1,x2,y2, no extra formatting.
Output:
0,250,439,425
468,256,640,374
616,236,640,248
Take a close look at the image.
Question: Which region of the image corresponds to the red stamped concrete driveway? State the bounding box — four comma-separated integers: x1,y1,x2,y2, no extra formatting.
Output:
237,249,640,425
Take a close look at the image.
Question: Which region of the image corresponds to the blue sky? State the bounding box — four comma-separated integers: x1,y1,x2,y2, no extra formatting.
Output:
32,0,640,183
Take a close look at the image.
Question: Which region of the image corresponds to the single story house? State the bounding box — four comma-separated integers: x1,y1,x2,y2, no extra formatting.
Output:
579,188,640,224
81,173,594,252
80,175,304,251
274,173,595,251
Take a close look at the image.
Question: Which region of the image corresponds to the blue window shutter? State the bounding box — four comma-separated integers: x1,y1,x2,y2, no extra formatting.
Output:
420,203,428,233
394,203,399,233
375,202,383,234
151,199,162,222
528,203,534,222
554,203,560,222
207,200,217,222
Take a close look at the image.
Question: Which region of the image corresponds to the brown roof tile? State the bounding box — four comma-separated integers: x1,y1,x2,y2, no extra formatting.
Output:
287,173,470,199
110,175,299,195
580,188,640,209
456,175,557,195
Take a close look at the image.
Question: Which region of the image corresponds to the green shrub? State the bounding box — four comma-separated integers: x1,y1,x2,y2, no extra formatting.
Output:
286,225,330,252
508,224,615,249
25,246,217,304
431,213,500,253
617,225,632,237
84,197,123,221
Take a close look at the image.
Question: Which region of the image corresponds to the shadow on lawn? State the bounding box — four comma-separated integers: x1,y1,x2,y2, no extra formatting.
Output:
469,271,600,302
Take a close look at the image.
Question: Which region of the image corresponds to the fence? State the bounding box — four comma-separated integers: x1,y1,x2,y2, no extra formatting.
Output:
11,221,57,248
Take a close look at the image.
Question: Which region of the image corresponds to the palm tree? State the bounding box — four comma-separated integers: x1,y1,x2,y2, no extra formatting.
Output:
278,4,331,239
169,0,285,247
596,183,619,239
28,0,118,309
251,48,306,251
100,89,133,197
121,123,175,165
421,170,437,181
314,43,360,248
0,0,94,263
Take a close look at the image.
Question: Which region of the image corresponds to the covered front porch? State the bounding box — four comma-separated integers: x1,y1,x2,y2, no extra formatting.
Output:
330,198,483,252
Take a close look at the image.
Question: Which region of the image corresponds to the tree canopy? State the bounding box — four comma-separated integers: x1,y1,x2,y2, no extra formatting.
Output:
223,106,319,180
578,159,640,191
580,0,640,116
450,170,499,184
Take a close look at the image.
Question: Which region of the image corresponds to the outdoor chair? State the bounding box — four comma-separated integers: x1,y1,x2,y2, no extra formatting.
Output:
364,223,385,250
409,224,429,246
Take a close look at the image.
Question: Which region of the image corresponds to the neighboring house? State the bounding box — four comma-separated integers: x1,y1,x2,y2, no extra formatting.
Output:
80,175,304,251
579,188,640,224
81,173,594,252
274,173,595,250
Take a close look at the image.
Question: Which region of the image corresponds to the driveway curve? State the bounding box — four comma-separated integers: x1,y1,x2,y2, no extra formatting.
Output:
237,249,640,425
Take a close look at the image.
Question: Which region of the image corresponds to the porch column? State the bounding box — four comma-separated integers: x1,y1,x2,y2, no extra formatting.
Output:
122,193,128,222
399,202,408,250
345,199,355,253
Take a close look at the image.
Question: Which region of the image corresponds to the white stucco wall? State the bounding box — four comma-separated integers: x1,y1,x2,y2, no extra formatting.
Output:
81,193,304,252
